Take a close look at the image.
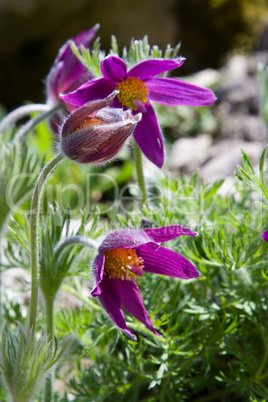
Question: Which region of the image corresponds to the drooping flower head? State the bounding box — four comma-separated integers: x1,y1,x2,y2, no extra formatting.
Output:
262,231,268,242
46,24,99,134
59,91,141,164
91,224,199,339
61,55,216,168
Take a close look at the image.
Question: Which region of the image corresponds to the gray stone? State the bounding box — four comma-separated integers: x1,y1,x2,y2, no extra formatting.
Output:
1,268,31,305
199,140,264,182
168,134,213,170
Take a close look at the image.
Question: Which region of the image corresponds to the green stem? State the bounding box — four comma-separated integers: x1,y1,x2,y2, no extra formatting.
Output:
0,104,52,132
44,296,54,402
44,372,53,402
133,140,147,204
12,104,62,143
45,297,54,343
54,236,98,261
28,153,64,333
256,327,268,379
0,236,2,328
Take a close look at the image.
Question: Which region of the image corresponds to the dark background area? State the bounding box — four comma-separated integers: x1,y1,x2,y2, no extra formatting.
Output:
0,0,267,111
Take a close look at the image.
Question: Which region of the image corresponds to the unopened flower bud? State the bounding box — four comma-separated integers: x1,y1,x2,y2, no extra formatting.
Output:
59,91,142,164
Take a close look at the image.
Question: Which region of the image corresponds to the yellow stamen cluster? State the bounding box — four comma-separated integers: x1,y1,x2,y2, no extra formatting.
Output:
116,77,149,110
104,248,144,280
76,117,103,131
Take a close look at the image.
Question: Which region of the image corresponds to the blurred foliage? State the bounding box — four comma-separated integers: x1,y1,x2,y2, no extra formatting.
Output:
176,0,268,73
0,135,43,234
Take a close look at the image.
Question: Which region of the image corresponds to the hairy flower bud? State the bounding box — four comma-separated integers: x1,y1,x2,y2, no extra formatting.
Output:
59,91,142,164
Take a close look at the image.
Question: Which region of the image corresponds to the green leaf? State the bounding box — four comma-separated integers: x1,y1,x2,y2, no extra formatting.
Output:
259,145,267,184
241,149,254,174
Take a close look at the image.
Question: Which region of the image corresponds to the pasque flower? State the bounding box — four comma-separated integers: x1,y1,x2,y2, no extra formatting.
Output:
46,24,99,105
261,231,268,241
91,224,199,338
61,55,216,167
59,91,141,164
46,24,99,133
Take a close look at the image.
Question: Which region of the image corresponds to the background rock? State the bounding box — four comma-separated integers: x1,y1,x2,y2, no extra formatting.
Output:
199,140,264,182
168,134,212,170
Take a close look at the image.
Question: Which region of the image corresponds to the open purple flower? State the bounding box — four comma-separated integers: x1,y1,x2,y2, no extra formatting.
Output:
61,55,216,167
262,231,268,242
91,224,199,339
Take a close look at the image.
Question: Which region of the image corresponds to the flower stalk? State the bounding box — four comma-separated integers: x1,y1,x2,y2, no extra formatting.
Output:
133,139,148,204
28,153,64,333
12,103,62,143
0,104,52,133
44,295,54,402
54,236,98,260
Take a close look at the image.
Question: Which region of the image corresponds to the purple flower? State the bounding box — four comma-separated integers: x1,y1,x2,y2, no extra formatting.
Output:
61,55,216,167
46,24,99,133
59,91,141,164
91,224,199,339
46,24,99,105
262,231,268,242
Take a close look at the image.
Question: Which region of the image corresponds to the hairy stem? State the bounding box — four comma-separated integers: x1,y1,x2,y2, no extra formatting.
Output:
0,236,2,328
0,104,52,132
133,140,148,204
54,236,98,261
44,296,54,402
12,104,62,143
28,153,64,333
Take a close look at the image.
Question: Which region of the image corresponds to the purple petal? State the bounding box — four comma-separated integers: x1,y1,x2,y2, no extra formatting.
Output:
61,70,95,98
91,253,105,297
60,78,117,106
262,231,268,242
101,55,127,81
96,275,136,339
128,57,185,82
57,62,87,98
55,25,100,65
72,24,100,47
133,102,164,168
47,25,99,100
99,230,152,253
145,225,198,243
147,77,216,106
114,279,161,336
136,243,199,279
46,61,64,102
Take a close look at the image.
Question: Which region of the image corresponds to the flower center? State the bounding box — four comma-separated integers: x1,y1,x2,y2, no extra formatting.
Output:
115,77,149,110
76,117,103,131
104,248,144,280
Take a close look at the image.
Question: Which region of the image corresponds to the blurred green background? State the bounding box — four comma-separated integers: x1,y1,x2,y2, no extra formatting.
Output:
0,0,267,111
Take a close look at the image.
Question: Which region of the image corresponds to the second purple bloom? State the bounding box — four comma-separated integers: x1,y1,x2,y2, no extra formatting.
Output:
91,224,199,339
